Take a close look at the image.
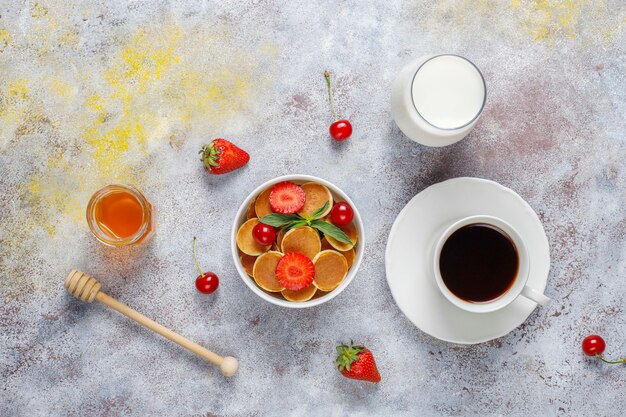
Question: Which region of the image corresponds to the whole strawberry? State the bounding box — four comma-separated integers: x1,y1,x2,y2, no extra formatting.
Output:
200,138,250,175
336,342,381,383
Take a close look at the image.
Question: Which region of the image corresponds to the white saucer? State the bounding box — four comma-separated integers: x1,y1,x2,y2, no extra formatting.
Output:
385,177,550,344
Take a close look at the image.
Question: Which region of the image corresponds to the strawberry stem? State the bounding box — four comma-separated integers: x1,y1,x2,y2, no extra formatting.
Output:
193,237,204,276
596,353,626,364
200,142,221,170
324,70,338,121
335,342,365,372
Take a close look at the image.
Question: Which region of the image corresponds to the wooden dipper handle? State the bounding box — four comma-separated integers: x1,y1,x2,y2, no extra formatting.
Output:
64,270,238,377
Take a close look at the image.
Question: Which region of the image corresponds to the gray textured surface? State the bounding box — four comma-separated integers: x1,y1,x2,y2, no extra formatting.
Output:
2,1,626,416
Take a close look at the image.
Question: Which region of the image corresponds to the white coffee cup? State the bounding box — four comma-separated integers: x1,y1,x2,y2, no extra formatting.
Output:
433,215,550,313
391,54,486,147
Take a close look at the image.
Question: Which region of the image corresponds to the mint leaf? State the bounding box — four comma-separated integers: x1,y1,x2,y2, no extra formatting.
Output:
310,220,353,245
310,201,330,220
283,219,308,230
259,213,301,227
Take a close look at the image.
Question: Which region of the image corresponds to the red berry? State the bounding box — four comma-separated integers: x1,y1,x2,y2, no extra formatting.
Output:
200,138,250,175
252,223,276,246
329,120,352,141
269,182,306,214
336,342,381,383
324,71,352,142
193,237,218,295
275,252,315,290
196,272,219,294
331,202,354,226
582,335,606,356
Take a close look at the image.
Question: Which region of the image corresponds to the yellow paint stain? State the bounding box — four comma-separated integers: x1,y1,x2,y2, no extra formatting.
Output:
59,29,78,48
603,16,626,42
432,0,614,43
85,94,107,122
174,65,254,123
8,80,29,100
0,29,11,50
50,78,77,105
25,177,56,236
82,120,139,178
0,81,32,149
31,2,49,18
26,2,80,55
27,170,86,229
120,28,181,80
27,135,88,235
511,0,587,40
104,27,182,113
81,23,268,179
29,177,42,194
79,27,184,179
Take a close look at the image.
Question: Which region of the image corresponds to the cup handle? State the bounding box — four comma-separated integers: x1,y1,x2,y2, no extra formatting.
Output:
521,285,550,306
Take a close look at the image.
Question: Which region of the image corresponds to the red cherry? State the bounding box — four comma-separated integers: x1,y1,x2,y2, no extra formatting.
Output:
252,223,276,246
324,71,352,142
329,120,352,141
331,202,354,227
193,237,218,295
196,272,219,294
582,335,606,356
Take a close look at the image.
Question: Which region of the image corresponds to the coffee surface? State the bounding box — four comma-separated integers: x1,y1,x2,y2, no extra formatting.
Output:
439,223,519,302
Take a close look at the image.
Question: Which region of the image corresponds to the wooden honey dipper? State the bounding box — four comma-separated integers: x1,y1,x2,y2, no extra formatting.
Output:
64,270,239,377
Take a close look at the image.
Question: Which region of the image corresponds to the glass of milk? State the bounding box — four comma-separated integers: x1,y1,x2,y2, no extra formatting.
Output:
391,55,486,147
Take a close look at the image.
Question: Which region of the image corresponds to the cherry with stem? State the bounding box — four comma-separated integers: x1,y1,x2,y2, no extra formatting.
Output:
582,335,626,365
193,237,219,294
324,70,352,141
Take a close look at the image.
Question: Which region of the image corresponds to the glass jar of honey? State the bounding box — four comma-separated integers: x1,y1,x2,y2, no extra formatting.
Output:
86,184,155,247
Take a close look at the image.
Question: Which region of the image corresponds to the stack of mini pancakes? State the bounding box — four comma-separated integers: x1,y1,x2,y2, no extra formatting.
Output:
236,181,358,302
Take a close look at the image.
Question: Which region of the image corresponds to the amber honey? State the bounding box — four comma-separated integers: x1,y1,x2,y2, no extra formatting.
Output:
87,184,154,247
95,191,143,238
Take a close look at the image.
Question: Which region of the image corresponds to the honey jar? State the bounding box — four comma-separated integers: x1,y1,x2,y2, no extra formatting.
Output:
86,184,154,247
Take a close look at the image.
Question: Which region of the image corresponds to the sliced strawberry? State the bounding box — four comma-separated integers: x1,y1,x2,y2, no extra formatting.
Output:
269,182,306,214
275,252,315,290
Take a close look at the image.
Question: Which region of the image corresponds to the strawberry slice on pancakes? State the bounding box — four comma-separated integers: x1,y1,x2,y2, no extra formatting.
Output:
269,182,306,214
275,252,315,291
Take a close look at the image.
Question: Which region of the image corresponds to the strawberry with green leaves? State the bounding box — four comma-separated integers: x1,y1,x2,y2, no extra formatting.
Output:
336,342,381,383
200,138,250,175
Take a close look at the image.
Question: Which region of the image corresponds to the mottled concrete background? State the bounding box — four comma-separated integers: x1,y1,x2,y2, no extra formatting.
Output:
1,1,625,416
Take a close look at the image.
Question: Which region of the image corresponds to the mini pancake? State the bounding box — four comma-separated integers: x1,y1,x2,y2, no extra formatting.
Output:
246,199,256,219
322,238,355,267
281,284,317,302
297,182,333,218
281,226,321,260
239,252,257,277
254,188,273,219
311,288,329,299
312,250,349,292
324,220,358,251
342,248,356,268
252,251,284,292
237,218,271,256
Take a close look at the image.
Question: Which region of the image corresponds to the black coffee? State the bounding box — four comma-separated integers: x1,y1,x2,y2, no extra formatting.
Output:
439,223,519,302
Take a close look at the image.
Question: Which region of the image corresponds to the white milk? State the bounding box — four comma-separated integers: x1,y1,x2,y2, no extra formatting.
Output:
391,55,486,147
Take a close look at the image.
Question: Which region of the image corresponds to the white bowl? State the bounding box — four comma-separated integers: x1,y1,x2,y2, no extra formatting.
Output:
231,174,364,308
